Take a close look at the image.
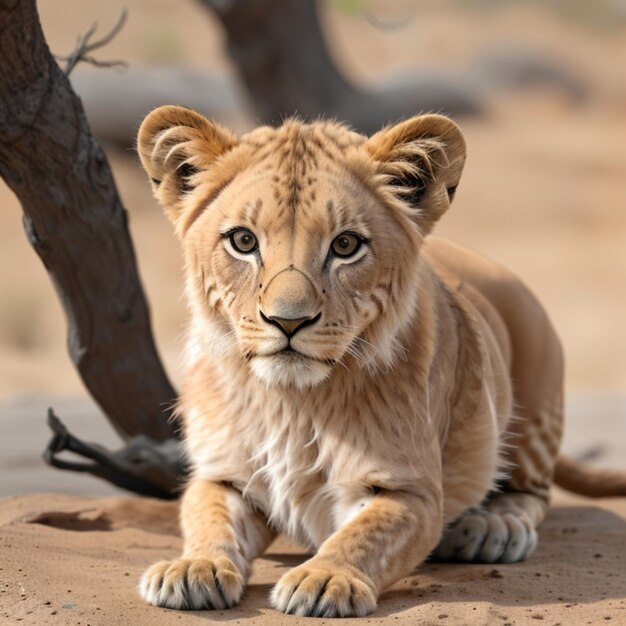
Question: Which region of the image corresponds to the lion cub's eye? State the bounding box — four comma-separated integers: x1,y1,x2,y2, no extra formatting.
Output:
331,232,363,258
229,228,258,254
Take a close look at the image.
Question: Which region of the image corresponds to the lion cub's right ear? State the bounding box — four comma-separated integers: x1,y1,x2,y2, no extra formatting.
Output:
137,105,237,224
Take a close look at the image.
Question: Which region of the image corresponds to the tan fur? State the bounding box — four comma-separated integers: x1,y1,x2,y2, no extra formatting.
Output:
136,107,626,617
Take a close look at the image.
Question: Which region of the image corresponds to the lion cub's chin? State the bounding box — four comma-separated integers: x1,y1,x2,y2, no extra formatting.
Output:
249,353,332,390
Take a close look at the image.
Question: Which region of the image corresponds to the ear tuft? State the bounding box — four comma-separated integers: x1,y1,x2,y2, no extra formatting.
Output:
137,105,237,224
176,162,200,193
391,175,427,207
384,136,445,208
365,114,466,234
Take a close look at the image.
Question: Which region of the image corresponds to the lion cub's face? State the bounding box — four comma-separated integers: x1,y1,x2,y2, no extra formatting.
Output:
182,144,396,389
138,108,466,389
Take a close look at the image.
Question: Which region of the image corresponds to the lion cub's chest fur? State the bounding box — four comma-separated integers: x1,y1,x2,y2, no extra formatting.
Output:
184,337,504,549
185,367,430,546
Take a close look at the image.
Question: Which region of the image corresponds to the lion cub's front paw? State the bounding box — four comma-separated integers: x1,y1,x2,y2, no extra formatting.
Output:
271,560,377,618
139,557,244,610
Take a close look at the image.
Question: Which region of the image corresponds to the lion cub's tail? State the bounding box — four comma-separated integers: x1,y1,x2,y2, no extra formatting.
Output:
553,455,626,498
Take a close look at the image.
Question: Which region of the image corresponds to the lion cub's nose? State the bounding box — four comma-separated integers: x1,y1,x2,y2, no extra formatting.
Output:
260,267,322,338
261,312,321,338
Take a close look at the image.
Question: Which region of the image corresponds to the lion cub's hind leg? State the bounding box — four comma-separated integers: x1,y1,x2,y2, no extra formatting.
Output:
435,370,562,563
434,396,559,565
433,492,547,563
436,283,564,564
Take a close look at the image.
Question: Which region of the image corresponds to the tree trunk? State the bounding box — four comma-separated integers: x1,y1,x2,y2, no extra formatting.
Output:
198,0,482,133
0,0,178,442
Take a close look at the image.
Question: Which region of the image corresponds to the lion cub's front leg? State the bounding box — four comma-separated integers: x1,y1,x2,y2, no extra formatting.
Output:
139,480,273,610
271,488,442,618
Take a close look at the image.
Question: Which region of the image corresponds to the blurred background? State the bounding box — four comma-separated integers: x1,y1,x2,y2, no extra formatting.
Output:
0,0,625,494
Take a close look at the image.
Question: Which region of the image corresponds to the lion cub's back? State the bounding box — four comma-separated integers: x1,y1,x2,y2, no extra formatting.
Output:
423,236,563,402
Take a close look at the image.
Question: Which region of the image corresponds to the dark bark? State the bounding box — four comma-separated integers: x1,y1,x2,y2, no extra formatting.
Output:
0,0,178,442
197,0,482,133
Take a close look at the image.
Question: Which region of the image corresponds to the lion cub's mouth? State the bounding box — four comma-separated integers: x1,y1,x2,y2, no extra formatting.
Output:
273,347,336,366
278,346,304,356
249,349,334,388
273,347,314,361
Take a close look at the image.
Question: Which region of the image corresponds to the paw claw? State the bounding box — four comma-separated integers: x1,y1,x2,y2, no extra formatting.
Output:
271,562,376,618
139,557,244,610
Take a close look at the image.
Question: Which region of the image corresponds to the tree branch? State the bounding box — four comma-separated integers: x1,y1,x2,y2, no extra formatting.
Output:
54,8,129,76
44,409,185,499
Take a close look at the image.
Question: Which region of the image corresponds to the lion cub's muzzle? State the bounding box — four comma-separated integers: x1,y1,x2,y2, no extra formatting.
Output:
259,267,322,339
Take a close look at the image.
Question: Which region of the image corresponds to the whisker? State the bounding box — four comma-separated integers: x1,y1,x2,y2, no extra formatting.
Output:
352,335,386,362
335,357,349,371
345,342,366,366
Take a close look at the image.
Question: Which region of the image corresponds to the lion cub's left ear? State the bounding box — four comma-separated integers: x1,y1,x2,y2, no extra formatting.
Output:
365,114,466,234
137,105,237,224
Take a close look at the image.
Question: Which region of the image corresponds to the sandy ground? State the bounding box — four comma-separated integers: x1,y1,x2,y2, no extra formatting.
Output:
0,492,624,625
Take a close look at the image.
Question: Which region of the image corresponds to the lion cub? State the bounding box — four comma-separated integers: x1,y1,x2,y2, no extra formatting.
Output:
136,107,567,617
